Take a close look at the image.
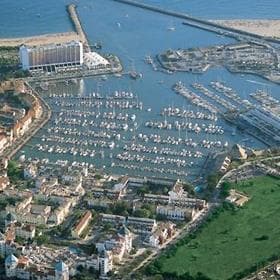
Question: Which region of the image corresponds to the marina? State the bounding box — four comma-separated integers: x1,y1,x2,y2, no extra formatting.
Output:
19,75,274,181
0,1,280,279
2,0,277,183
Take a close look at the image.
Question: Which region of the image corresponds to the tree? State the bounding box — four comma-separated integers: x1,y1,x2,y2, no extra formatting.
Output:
112,201,131,216
152,275,164,280
7,160,23,182
207,173,221,190
183,183,195,195
195,272,212,280
145,263,160,275
136,186,149,196
36,233,49,245
221,181,231,197
102,223,112,232
134,208,151,218
142,203,155,215
94,174,102,180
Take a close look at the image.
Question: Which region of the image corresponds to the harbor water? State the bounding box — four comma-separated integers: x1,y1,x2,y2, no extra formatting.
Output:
1,0,279,182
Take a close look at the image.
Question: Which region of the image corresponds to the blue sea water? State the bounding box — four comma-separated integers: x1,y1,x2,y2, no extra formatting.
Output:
0,0,279,37
1,0,279,180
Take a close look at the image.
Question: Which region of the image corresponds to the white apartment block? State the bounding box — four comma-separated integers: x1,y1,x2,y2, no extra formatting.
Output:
156,205,195,221
19,41,83,71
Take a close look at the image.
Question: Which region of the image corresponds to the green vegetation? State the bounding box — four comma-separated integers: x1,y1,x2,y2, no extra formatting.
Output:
146,176,280,280
7,160,23,183
134,203,155,219
0,196,20,208
182,182,195,196
0,46,29,81
0,46,19,52
0,92,29,110
111,201,132,216
94,174,103,180
72,266,99,280
136,181,195,197
206,172,222,191
136,183,169,196
7,160,35,190
35,233,50,245
15,236,26,245
118,249,153,279
220,181,231,197
34,198,60,209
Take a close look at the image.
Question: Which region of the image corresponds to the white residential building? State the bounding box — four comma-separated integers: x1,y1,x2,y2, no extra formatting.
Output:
127,216,157,233
23,163,37,179
156,205,196,221
15,223,36,240
98,250,113,276
100,214,126,226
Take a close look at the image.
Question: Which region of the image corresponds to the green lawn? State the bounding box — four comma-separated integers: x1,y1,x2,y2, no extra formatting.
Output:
156,175,280,280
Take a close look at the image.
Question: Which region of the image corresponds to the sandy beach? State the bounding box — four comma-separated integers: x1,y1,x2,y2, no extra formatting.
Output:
212,19,280,38
0,32,80,47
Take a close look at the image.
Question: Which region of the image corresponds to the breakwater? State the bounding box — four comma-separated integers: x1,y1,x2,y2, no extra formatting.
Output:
114,0,280,45
67,4,91,52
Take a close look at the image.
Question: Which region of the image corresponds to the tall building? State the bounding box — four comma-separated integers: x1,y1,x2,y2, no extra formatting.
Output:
19,41,83,71
55,261,69,280
5,254,18,278
99,250,113,276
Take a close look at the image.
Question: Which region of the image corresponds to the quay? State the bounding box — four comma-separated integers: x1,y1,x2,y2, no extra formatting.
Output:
113,0,280,45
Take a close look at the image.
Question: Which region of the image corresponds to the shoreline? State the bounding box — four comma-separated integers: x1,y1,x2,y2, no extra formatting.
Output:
0,32,80,47
211,19,280,39
0,4,88,48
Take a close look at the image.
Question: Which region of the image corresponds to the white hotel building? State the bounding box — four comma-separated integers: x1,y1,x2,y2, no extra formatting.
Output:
19,40,84,71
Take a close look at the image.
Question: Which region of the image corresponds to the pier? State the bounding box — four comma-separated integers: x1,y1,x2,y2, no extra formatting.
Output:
114,0,280,45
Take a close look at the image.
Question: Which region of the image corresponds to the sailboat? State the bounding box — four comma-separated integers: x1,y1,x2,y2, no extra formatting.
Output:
167,20,176,31
129,59,142,80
